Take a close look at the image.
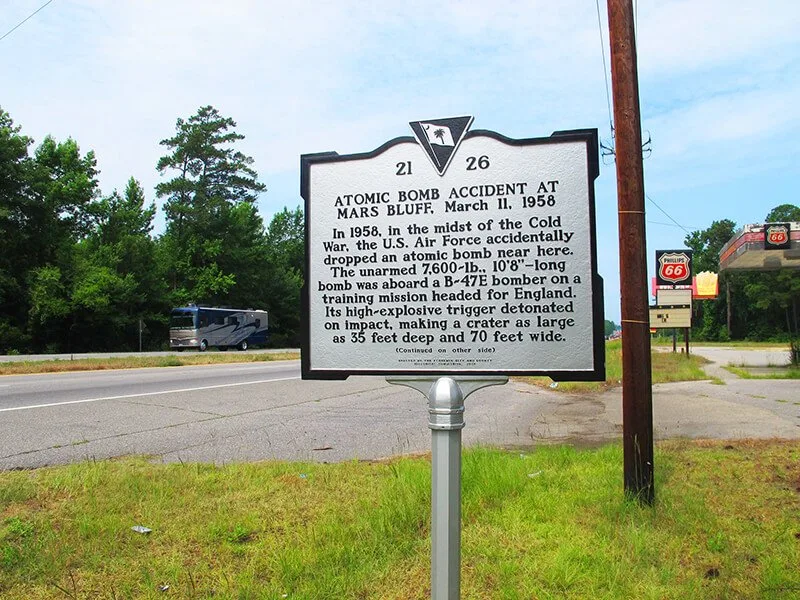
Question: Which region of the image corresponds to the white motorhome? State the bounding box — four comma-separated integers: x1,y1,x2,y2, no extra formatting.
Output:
169,305,269,351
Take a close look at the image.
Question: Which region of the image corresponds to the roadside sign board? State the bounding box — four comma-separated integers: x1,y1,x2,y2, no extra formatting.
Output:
656,288,692,307
301,120,604,380
649,306,691,328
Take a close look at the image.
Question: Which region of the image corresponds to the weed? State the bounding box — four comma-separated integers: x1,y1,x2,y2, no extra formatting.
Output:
706,532,726,553
226,523,253,544
4,516,34,538
1,543,21,568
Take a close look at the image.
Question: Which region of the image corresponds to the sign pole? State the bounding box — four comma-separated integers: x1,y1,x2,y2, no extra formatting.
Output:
429,378,463,600
607,0,655,503
388,376,507,600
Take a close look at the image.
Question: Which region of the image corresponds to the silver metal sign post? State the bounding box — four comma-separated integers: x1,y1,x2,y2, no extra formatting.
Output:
387,376,508,600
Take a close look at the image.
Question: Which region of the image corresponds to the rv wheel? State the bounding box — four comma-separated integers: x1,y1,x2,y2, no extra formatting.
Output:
199,339,208,352
238,340,248,351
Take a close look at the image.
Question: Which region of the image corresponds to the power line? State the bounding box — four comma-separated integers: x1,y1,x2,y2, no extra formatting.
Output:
0,0,56,43
645,194,694,236
647,220,698,230
600,5,688,242
594,0,614,135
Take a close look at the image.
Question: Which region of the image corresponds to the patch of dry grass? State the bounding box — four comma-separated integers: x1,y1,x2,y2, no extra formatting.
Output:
0,352,300,376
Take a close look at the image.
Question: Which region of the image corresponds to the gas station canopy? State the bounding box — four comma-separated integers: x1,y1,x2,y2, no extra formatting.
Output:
719,222,800,271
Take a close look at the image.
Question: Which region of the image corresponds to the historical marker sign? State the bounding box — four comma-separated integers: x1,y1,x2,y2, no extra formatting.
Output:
301,120,604,379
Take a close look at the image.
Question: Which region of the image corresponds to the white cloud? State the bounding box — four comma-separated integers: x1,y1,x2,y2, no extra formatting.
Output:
649,85,800,156
637,0,800,75
2,0,798,324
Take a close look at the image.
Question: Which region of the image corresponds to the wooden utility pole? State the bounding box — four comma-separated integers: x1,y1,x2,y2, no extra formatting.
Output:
607,0,654,504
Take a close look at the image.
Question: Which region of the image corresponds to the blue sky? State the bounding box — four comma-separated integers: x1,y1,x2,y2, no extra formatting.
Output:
2,0,798,324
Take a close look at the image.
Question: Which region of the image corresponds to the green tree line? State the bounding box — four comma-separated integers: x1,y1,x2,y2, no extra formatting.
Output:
684,204,800,342
3,104,796,353
0,105,303,353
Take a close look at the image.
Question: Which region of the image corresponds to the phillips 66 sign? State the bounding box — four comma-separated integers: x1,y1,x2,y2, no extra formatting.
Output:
764,223,791,250
655,249,693,286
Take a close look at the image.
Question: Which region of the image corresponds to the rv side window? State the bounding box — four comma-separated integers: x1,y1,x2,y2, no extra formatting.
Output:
254,319,261,328
214,315,225,325
227,316,239,326
199,315,209,327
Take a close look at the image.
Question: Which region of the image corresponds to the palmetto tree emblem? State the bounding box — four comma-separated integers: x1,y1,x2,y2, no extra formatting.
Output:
421,123,454,147
409,116,474,175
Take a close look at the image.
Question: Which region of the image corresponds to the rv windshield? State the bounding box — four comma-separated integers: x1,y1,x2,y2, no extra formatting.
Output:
169,312,196,330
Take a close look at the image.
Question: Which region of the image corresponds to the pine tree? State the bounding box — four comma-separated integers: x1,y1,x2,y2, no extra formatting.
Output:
156,106,267,305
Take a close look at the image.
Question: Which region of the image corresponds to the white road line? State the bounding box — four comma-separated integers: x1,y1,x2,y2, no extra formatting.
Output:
0,376,301,413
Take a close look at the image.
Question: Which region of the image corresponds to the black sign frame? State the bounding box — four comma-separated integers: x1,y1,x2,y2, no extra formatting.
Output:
655,249,693,287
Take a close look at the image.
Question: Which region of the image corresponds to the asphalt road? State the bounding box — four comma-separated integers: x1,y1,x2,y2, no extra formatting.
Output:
0,348,797,470
0,361,547,469
0,360,301,412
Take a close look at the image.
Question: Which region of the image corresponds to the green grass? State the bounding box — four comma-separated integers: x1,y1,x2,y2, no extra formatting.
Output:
723,365,800,379
652,340,793,350
0,352,300,376
1,441,798,599
522,340,710,393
